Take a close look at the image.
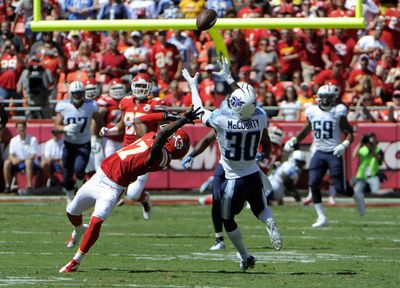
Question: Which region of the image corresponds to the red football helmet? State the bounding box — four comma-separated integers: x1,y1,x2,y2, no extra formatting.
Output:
109,78,126,100
84,79,100,100
131,73,152,100
164,129,190,159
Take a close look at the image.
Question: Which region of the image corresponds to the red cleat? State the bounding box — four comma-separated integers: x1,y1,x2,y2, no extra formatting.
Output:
59,259,80,273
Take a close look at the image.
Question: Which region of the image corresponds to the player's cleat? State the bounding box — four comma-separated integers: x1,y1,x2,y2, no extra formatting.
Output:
116,198,125,207
238,254,256,271
328,196,337,206
353,192,366,216
67,224,88,248
59,259,79,273
303,197,312,206
312,216,328,228
266,218,283,250
210,239,225,251
142,191,152,220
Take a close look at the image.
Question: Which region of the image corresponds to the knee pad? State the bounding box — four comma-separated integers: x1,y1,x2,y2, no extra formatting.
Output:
222,218,237,232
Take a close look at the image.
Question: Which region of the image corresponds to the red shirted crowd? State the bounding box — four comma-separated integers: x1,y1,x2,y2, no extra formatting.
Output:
1,0,400,122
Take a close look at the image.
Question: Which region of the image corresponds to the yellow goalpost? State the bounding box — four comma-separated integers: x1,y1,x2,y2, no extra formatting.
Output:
31,0,364,58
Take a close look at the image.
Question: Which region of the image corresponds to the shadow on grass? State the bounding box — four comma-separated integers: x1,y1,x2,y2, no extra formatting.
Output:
97,268,357,276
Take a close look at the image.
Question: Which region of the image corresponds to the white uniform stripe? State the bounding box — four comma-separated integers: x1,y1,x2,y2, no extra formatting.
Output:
222,179,235,219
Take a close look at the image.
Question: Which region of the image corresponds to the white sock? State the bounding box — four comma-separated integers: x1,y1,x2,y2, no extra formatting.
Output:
64,189,75,202
75,178,84,190
227,227,249,259
314,203,326,219
215,232,223,239
257,208,273,225
73,250,85,263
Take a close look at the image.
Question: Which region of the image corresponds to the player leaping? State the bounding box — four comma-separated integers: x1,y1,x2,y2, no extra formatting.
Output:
59,107,201,273
284,83,366,228
182,57,283,271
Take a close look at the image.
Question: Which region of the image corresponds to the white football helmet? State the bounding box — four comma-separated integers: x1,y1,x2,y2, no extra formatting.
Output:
109,78,126,100
68,81,85,107
290,150,306,167
84,79,100,100
316,83,339,110
227,82,256,120
131,73,152,100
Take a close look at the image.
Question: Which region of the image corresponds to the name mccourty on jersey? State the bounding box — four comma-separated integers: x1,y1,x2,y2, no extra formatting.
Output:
227,119,260,130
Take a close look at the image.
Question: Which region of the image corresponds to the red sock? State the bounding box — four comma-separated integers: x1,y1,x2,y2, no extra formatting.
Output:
67,213,83,226
79,216,103,254
137,191,147,203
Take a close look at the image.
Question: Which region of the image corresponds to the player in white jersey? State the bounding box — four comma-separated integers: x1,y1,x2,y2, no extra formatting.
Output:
284,84,365,228
266,150,306,205
54,81,103,204
182,57,282,271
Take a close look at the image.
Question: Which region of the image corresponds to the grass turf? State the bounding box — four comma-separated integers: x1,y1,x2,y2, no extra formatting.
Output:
0,201,399,287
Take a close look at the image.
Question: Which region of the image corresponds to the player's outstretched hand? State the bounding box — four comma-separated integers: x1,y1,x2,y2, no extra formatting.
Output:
333,143,346,157
181,155,194,169
212,56,231,80
182,69,199,88
283,137,297,152
164,112,184,121
99,127,109,136
183,106,203,124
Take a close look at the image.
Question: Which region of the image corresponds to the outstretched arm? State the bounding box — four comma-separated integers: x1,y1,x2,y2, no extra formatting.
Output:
284,120,312,152
147,107,201,166
182,69,211,125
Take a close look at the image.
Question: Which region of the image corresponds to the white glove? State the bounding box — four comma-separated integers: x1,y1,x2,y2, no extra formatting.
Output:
99,127,109,137
91,135,102,154
63,123,78,136
99,126,118,137
332,140,350,157
182,68,199,89
212,56,234,84
284,137,297,152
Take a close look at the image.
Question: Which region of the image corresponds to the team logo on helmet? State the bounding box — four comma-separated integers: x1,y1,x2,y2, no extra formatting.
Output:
174,135,184,150
228,95,245,108
143,104,151,112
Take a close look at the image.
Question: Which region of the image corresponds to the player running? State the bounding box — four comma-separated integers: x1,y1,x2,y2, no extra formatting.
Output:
54,81,103,204
284,83,366,228
182,57,282,271
59,107,200,273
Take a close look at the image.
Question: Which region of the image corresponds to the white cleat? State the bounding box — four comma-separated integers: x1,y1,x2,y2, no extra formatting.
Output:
266,218,283,250
312,216,328,228
353,192,366,216
210,240,225,251
66,224,88,248
142,191,152,220
328,196,336,206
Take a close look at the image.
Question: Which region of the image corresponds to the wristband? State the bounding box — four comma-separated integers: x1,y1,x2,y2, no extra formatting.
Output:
342,140,350,148
225,75,235,85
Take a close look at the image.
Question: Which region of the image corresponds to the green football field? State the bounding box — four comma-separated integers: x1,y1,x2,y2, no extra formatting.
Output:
0,199,399,288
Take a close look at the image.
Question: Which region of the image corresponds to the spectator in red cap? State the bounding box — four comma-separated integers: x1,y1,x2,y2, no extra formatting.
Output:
348,55,381,93
238,65,258,88
298,29,324,82
382,90,400,122
263,65,285,100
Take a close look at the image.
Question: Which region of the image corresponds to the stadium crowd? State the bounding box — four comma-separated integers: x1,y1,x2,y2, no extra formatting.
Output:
1,0,400,121
0,0,398,194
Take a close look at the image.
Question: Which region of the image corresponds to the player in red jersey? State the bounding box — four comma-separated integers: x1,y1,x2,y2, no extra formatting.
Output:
59,108,200,273
99,72,181,219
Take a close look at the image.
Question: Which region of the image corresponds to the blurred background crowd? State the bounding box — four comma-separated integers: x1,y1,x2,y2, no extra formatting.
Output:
1,0,400,122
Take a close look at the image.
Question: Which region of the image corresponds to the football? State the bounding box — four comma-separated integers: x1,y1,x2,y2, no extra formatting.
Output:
196,9,218,31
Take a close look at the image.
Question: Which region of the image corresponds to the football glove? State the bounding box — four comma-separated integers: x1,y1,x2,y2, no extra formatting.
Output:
181,155,194,169
182,68,199,89
283,137,297,152
63,123,78,136
212,56,234,84
183,106,203,124
333,140,350,157
91,136,102,154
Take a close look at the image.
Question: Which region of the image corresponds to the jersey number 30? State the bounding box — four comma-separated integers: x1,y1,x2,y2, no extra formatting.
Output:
225,131,260,161
312,120,333,139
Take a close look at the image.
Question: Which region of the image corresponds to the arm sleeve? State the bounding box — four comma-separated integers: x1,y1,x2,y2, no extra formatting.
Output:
190,85,212,125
